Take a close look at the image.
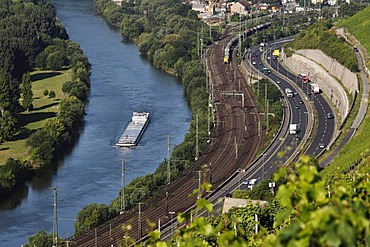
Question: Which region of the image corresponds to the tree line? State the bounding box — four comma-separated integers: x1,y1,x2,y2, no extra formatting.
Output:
0,0,91,199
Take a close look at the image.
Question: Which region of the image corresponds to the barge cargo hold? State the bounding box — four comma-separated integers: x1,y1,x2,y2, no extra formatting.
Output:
115,112,150,147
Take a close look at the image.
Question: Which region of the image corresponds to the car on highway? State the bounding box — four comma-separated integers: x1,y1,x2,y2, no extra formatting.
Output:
242,179,249,185
247,179,258,190
319,143,325,149
294,105,300,109
299,100,303,104
276,80,281,84
327,112,334,119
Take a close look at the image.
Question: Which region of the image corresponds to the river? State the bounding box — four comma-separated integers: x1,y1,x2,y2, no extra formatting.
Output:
0,0,190,246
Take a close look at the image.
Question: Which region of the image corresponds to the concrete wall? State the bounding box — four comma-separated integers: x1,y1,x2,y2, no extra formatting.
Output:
296,49,358,94
281,50,349,124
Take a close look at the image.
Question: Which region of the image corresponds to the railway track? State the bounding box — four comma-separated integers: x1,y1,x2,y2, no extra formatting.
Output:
66,27,263,247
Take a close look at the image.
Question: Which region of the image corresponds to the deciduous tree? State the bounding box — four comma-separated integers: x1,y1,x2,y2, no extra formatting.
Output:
21,72,33,111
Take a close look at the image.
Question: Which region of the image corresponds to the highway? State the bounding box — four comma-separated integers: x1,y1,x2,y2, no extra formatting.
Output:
263,43,335,157
241,47,309,180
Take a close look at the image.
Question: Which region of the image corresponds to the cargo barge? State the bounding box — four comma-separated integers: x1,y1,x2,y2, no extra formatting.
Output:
115,112,149,147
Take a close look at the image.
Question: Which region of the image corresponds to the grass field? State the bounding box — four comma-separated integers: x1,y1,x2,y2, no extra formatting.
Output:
0,69,72,165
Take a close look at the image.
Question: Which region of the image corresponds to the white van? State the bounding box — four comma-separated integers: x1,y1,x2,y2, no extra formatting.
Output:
248,179,258,190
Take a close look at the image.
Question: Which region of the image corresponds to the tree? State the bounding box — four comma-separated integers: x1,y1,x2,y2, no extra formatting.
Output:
0,110,17,142
0,158,32,197
20,72,33,111
24,230,53,247
47,50,66,70
43,89,49,96
26,129,55,166
49,90,56,98
74,203,110,236
0,72,21,115
59,96,84,130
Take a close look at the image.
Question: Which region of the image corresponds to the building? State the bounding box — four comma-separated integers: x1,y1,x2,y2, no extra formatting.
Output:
230,0,251,15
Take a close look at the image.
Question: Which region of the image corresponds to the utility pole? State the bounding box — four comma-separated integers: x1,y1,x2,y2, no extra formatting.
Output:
195,114,199,160
197,32,200,57
265,83,268,132
255,213,259,234
167,135,171,184
266,100,269,134
234,136,238,159
197,170,202,199
208,95,211,142
200,26,204,60
53,187,58,247
169,211,176,238
138,202,146,239
165,191,169,213
95,228,97,247
121,159,125,214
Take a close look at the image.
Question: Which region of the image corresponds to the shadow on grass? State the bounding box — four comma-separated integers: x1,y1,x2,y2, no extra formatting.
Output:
31,71,62,82
33,102,59,111
0,147,10,151
17,112,57,128
11,128,35,141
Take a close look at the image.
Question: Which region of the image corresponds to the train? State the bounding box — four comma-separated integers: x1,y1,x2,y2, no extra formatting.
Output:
223,22,271,64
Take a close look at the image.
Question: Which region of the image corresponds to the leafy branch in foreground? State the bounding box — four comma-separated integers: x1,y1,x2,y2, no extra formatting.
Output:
143,155,370,247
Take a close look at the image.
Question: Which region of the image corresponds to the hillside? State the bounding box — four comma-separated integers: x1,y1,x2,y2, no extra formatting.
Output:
338,6,370,56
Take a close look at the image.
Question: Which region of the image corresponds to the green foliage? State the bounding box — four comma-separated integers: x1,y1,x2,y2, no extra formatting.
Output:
143,158,370,247
26,128,55,166
74,203,110,236
24,230,53,247
21,72,33,111
265,156,370,247
251,79,283,139
48,90,56,98
339,3,366,18
338,6,370,65
288,20,358,72
321,113,370,183
0,72,21,114
59,96,85,131
0,0,90,203
0,158,33,198
0,110,17,142
46,50,67,70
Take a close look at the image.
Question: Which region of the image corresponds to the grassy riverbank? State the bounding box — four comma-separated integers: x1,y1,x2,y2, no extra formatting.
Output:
0,69,71,165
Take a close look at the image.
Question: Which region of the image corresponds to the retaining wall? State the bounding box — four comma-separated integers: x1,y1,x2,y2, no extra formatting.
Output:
296,49,358,94
281,50,350,124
